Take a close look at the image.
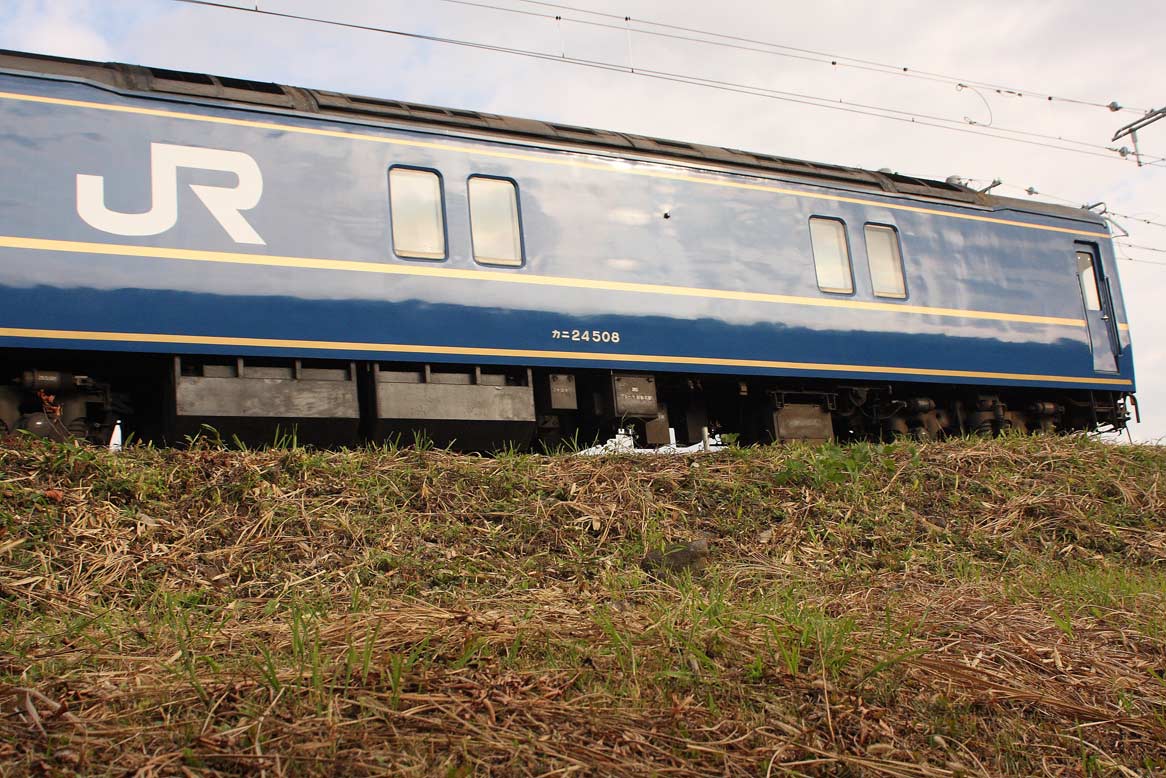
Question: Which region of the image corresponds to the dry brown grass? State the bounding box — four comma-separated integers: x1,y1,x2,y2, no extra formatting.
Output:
1,434,1164,776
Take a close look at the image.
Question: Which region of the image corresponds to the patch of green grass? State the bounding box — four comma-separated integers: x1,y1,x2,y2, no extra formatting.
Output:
1007,562,1166,638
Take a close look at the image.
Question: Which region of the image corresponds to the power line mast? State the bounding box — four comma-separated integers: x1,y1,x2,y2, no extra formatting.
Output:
1112,107,1165,167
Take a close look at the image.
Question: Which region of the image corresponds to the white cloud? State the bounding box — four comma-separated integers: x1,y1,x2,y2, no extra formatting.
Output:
0,0,114,60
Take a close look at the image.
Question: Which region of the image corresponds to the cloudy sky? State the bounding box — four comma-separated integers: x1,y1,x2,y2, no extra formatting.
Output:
3,0,1164,440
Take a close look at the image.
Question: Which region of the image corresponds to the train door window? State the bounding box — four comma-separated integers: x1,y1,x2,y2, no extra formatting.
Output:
468,176,524,266
1076,251,1102,311
864,224,907,298
809,217,853,293
388,167,446,260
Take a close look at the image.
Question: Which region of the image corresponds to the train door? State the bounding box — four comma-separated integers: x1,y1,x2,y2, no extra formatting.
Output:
1075,244,1119,373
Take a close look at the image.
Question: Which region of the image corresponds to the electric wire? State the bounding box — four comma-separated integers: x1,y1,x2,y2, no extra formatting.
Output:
509,0,1150,114
1118,215,1166,230
435,0,1151,157
1109,238,1166,267
172,0,1165,166
1114,248,1166,267
438,0,1156,158
1119,242,1166,255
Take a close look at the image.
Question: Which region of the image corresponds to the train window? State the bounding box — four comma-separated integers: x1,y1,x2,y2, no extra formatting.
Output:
388,167,446,260
864,224,906,298
1076,251,1102,311
809,217,853,294
468,176,523,266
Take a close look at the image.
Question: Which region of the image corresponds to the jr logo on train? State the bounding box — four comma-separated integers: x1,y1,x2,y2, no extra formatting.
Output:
75,142,266,245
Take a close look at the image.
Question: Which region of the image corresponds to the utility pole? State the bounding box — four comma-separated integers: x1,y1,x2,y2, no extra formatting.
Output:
1112,107,1165,167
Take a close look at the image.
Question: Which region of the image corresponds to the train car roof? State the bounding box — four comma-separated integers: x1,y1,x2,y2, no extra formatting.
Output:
0,48,1108,227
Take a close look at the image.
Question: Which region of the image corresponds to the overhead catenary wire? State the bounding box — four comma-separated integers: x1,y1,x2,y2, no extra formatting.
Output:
1114,246,1166,267
1117,215,1166,230
507,0,1150,115
1118,242,1166,255
1095,212,1166,231
441,0,1152,158
171,0,1165,166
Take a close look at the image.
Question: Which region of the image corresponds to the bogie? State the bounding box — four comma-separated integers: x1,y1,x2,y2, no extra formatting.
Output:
0,350,1132,450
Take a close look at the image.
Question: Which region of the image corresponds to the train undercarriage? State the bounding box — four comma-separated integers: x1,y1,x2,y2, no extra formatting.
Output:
0,349,1134,450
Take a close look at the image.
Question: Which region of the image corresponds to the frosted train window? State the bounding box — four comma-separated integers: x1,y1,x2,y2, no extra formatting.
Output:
1076,251,1101,311
809,217,853,294
864,224,907,298
469,177,523,266
388,167,446,260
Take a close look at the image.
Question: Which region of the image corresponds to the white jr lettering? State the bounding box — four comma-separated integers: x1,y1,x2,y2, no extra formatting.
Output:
76,143,265,245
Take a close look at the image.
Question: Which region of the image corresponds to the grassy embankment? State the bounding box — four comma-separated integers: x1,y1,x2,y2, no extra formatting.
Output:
1,434,1164,776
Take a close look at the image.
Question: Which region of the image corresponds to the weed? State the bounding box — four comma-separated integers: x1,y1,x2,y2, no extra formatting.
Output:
0,434,1162,776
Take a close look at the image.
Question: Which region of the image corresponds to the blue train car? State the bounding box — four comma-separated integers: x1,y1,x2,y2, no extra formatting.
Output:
0,50,1136,448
